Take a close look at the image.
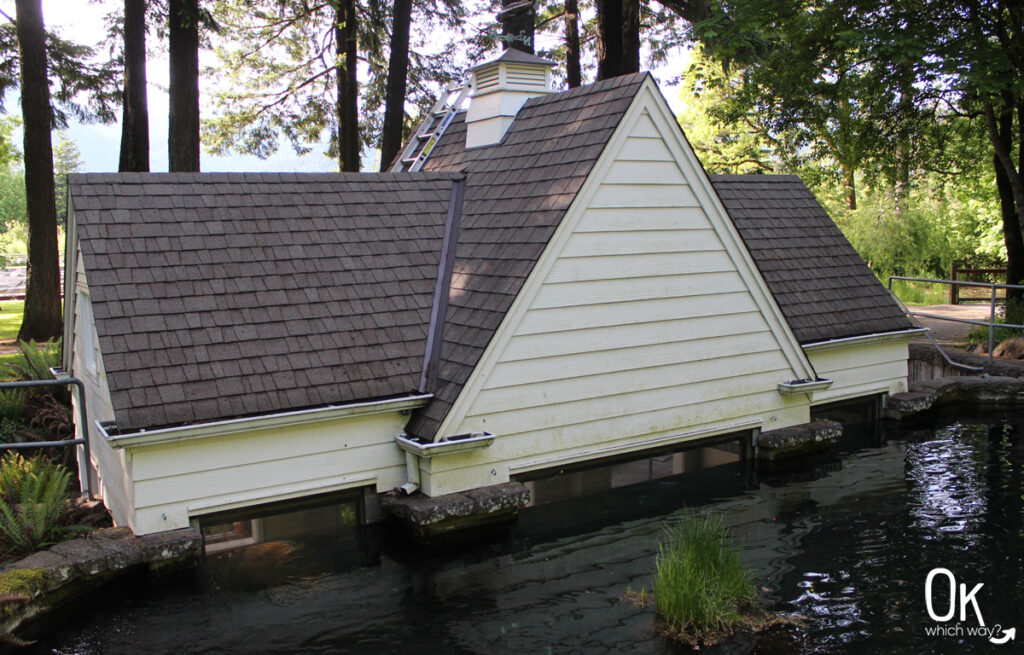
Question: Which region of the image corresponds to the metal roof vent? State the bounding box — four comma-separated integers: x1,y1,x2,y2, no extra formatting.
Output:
465,49,556,149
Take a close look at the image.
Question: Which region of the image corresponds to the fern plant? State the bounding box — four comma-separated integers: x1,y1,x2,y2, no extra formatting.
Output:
0,340,62,384
0,390,26,421
0,455,81,556
0,452,62,505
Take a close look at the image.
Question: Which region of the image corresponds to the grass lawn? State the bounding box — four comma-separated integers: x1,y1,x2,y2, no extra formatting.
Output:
889,279,949,306
0,351,21,373
0,300,23,342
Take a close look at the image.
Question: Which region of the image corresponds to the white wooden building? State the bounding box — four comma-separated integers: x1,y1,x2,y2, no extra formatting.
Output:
64,51,918,536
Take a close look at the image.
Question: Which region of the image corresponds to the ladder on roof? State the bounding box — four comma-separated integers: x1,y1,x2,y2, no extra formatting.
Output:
394,81,470,172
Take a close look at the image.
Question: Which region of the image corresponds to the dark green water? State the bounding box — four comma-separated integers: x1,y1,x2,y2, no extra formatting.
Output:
23,411,1024,654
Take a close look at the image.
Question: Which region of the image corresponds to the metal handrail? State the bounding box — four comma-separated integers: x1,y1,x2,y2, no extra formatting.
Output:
889,275,1024,365
0,377,93,499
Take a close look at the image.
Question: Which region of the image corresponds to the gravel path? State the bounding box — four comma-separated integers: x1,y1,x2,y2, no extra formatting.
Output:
905,303,994,345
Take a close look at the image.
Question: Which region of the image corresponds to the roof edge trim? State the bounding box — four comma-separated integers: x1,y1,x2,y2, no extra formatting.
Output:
802,328,927,352
100,393,433,449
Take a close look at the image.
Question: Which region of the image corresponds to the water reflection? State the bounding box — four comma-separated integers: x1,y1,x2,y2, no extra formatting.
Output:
25,413,1024,655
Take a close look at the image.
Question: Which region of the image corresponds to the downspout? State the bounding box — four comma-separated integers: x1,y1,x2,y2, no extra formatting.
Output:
404,175,466,494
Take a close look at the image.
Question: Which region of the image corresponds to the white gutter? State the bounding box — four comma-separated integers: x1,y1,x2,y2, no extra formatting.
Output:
802,328,927,353
98,394,433,448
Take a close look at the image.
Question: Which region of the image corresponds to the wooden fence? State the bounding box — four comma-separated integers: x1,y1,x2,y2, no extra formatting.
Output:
950,264,1008,304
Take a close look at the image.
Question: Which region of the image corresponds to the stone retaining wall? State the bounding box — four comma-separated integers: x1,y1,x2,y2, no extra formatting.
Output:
909,343,1024,381
0,526,200,642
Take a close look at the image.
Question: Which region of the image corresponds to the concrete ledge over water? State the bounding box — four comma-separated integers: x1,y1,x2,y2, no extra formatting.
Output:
757,420,843,461
0,527,200,641
380,482,530,540
885,375,1024,420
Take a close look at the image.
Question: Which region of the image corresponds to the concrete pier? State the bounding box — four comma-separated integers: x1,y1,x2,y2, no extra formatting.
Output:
757,420,843,461
380,482,530,541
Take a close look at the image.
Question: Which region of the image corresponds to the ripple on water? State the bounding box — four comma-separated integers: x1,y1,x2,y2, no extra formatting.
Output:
24,414,1024,655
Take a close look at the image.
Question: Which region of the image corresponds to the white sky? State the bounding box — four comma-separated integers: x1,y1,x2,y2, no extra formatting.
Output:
6,0,688,173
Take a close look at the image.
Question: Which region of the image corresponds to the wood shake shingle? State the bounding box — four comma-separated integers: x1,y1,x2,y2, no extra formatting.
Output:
71,74,910,438
710,174,914,344
71,172,459,431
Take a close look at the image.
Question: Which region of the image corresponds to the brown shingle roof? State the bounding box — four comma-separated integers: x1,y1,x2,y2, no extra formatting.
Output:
71,172,459,431
403,72,648,438
709,174,914,344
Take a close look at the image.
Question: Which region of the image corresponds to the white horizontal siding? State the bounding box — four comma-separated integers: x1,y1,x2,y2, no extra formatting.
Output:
532,270,743,309
572,206,718,233
561,228,721,258
485,331,783,389
501,311,766,361
606,160,688,185
463,369,789,439
427,390,806,484
429,105,809,495
518,290,757,335
129,410,408,534
471,350,789,415
590,183,699,208
547,250,736,283
616,135,674,162
809,339,910,404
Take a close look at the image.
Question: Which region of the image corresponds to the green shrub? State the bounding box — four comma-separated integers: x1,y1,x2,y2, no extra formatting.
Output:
0,452,67,506
0,389,26,421
889,279,949,306
0,340,67,404
0,420,18,442
0,339,61,382
0,453,81,556
967,299,1024,346
654,514,757,640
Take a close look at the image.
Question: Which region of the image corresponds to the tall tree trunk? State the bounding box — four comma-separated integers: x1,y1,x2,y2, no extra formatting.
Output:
168,0,200,171
844,166,856,211
15,0,62,341
996,155,1024,296
500,0,535,54
892,67,914,213
996,105,1024,308
379,0,411,171
622,0,640,74
119,0,150,172
564,0,582,88
985,102,1024,241
335,0,359,172
596,0,623,80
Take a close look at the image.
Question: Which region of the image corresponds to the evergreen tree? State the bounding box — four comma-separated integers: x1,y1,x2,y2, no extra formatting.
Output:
379,0,412,170
120,0,150,172
13,0,61,341
169,0,201,171
53,133,83,227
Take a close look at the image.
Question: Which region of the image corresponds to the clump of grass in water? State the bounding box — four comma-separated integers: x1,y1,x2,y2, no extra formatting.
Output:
652,514,760,644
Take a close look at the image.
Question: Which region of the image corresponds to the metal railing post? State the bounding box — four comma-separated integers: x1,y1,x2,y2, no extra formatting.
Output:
990,286,998,364
951,263,958,305
0,377,93,500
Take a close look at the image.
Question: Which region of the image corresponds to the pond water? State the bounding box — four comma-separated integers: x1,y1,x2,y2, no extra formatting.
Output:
25,410,1024,654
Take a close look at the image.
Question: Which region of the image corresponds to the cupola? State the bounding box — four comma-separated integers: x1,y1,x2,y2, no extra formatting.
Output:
465,49,556,148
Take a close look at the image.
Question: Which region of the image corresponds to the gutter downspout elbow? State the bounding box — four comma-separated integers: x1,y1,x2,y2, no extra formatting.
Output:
401,450,421,495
